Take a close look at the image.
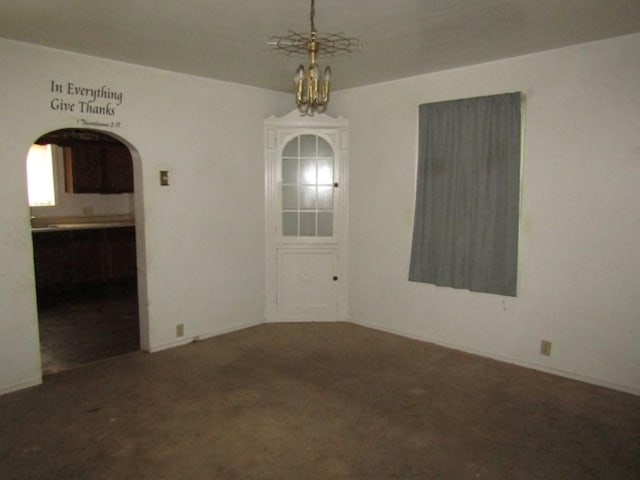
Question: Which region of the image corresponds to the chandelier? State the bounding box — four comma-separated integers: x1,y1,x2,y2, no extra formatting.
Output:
267,0,359,115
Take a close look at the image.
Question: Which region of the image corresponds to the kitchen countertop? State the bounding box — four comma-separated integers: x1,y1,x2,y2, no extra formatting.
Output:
31,215,135,233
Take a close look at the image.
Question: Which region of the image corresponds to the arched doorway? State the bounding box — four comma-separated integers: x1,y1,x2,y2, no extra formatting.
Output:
27,128,146,374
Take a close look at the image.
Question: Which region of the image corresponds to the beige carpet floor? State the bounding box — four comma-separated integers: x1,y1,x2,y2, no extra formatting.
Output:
1,322,638,479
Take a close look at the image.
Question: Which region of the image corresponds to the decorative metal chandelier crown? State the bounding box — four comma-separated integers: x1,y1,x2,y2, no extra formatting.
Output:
267,0,359,115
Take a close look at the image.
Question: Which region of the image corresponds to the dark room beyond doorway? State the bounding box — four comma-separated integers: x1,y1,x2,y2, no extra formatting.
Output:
29,128,140,374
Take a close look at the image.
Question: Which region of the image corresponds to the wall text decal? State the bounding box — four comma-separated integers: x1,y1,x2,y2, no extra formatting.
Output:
49,80,124,128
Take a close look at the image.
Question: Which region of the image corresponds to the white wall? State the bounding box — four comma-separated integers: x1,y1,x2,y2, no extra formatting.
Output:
2,33,639,397
332,33,640,395
0,38,290,394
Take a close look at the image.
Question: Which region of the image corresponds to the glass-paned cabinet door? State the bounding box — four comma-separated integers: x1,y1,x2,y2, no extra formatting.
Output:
281,134,334,237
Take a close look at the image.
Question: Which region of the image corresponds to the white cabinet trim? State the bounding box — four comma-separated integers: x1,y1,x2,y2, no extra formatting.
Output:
265,111,349,322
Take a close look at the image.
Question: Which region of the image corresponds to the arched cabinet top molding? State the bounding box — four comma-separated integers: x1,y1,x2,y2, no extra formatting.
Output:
264,110,348,129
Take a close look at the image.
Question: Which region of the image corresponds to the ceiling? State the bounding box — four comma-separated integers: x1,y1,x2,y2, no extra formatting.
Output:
1,0,639,93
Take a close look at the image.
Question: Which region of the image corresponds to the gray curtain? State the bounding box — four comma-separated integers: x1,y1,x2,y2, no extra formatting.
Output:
409,92,521,296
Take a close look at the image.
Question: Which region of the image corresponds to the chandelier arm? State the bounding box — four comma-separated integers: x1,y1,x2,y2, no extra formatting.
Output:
268,0,359,115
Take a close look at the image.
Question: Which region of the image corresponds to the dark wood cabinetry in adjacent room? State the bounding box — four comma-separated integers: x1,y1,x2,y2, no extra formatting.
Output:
102,144,134,193
64,143,134,194
32,226,137,296
36,128,134,194
70,228,108,285
106,227,138,279
31,231,71,289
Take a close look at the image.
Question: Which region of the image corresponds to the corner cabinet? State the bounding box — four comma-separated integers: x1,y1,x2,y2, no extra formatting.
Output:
265,111,349,322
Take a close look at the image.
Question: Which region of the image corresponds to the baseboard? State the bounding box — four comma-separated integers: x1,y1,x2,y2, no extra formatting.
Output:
0,375,42,396
148,320,264,353
351,319,640,397
5,320,636,397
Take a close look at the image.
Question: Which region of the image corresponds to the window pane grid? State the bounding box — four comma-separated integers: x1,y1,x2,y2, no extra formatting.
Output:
281,135,334,237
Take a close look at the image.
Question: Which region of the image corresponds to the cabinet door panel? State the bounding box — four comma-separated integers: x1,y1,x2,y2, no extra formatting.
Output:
105,227,137,279
65,144,103,193
277,248,338,321
32,231,72,287
64,143,133,194
71,230,107,284
103,144,134,193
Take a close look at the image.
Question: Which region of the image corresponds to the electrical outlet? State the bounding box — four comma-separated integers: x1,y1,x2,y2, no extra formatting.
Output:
540,340,552,356
176,324,184,337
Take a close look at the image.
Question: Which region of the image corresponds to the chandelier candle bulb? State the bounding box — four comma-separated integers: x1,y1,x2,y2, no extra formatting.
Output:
267,0,360,115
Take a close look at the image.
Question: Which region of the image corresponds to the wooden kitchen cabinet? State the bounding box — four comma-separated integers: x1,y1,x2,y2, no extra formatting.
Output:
32,227,136,297
71,229,108,284
105,227,137,279
102,144,134,193
65,143,133,194
31,231,72,289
